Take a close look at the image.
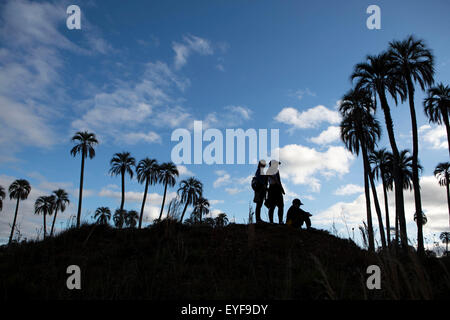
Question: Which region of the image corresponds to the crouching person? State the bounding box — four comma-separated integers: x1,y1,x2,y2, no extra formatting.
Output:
286,198,312,230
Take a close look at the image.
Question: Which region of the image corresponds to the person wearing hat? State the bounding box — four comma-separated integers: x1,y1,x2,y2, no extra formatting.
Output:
265,160,285,224
252,159,268,223
286,198,312,229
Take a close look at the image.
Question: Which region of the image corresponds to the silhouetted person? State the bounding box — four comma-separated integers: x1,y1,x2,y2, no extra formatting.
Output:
252,160,268,223
286,198,312,230
265,160,285,224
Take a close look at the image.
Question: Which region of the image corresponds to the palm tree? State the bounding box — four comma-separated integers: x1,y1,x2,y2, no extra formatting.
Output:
434,162,450,228
177,177,203,222
94,207,111,225
125,210,138,228
113,209,126,229
0,185,5,212
34,195,55,239
136,158,159,229
424,83,450,157
389,35,434,255
352,52,409,248
50,189,70,237
215,213,229,227
440,232,450,255
369,149,394,245
71,131,98,228
192,197,210,223
387,149,421,243
109,152,135,212
8,179,31,244
340,88,385,251
396,150,419,190
157,162,179,220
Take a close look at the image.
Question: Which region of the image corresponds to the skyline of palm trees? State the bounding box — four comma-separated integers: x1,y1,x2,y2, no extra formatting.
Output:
1,35,449,255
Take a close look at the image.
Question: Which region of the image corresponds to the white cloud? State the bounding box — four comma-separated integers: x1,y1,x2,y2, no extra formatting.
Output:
334,184,364,196
172,34,214,69
0,96,56,149
0,0,112,160
225,105,252,120
198,105,253,129
310,126,341,145
274,105,341,129
120,131,162,144
275,144,355,192
290,88,316,100
419,124,448,150
72,61,191,143
177,165,194,176
209,200,224,205
213,171,232,188
225,188,241,195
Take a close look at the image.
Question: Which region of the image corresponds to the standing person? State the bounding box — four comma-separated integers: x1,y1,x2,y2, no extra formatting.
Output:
265,160,285,224
252,160,268,223
286,198,312,230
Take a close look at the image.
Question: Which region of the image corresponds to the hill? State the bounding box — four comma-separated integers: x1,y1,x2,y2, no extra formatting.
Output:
0,222,449,300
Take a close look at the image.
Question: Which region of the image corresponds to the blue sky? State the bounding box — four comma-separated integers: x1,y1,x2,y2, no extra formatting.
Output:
0,0,449,250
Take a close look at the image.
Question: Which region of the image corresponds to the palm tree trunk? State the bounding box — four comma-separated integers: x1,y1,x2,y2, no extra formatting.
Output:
50,208,58,236
407,79,424,255
368,163,387,249
43,212,47,239
441,106,450,158
362,152,375,252
120,169,125,212
180,201,189,222
138,178,149,229
76,152,85,228
395,207,399,244
8,198,20,245
382,179,391,246
159,183,168,220
379,91,408,248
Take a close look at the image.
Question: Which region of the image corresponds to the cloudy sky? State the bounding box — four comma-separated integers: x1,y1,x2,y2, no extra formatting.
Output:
0,0,449,249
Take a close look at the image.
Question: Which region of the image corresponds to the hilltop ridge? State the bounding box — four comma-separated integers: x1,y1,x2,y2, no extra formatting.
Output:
0,222,448,300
